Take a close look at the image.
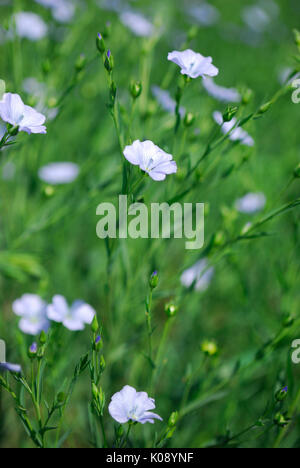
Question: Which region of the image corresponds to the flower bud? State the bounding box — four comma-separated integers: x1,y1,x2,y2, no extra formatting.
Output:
275,386,288,402
104,50,114,73
96,33,106,55
257,101,272,115
168,411,178,427
293,163,300,178
282,313,294,328
149,270,159,289
293,29,300,51
241,88,253,105
43,185,55,198
100,354,106,372
201,340,218,356
75,54,87,72
42,59,51,74
187,26,198,41
130,80,142,99
28,342,38,358
274,412,290,428
102,21,111,39
94,335,102,352
165,303,178,318
183,112,195,127
8,125,19,136
91,315,99,333
56,392,66,406
39,330,47,345
223,106,238,122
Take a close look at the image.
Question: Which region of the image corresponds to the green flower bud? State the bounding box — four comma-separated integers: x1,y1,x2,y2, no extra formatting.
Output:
39,330,47,345
241,88,253,105
47,97,58,109
56,392,66,405
96,33,106,54
223,106,238,122
102,22,111,39
42,59,51,74
257,101,272,115
117,425,124,438
91,315,99,333
168,411,179,427
183,112,195,127
28,342,38,358
275,386,288,402
149,270,159,289
43,185,55,198
104,50,114,73
130,80,142,99
75,54,87,72
100,355,106,372
293,163,300,178
201,340,218,356
187,26,198,41
213,231,225,247
165,303,178,318
110,81,117,101
282,313,294,328
293,29,300,51
8,125,19,136
274,412,290,428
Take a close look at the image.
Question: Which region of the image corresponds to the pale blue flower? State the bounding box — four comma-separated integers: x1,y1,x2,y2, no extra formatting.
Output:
12,294,50,336
168,49,219,79
202,78,241,103
235,193,266,214
38,162,79,185
14,12,48,41
0,362,22,373
151,86,185,117
120,11,154,37
108,385,163,424
0,93,46,134
124,140,177,181
213,111,254,147
181,258,214,292
47,295,96,331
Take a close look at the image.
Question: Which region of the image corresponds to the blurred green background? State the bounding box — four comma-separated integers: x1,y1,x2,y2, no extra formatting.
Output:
0,0,300,448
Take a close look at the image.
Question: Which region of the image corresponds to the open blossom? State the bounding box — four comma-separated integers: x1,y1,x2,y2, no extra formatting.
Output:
181,258,214,292
47,295,95,331
12,294,50,335
108,385,163,424
38,162,79,185
120,11,154,37
235,192,266,214
0,362,22,373
213,111,254,147
0,93,47,134
202,78,241,103
168,49,219,79
14,12,48,41
123,140,177,181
